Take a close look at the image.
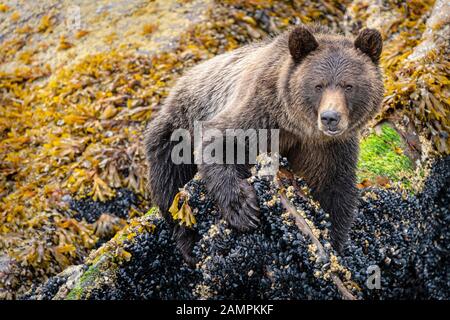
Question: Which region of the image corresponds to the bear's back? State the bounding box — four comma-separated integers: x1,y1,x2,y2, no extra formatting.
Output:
161,25,350,128
165,39,279,124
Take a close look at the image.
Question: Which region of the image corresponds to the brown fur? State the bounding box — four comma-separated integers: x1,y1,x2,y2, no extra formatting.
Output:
144,25,384,264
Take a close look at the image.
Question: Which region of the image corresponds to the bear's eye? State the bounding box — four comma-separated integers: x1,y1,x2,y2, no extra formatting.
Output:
315,84,323,92
345,85,353,92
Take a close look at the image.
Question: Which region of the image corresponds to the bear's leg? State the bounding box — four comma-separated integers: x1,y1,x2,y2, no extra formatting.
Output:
196,115,262,232
198,163,260,231
314,177,358,253
289,138,359,253
144,115,198,265
172,224,199,266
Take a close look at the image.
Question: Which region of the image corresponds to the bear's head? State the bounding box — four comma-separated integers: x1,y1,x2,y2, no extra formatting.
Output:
283,26,384,139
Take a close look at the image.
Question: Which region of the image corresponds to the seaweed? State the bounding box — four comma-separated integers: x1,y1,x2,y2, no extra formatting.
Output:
348,0,449,154
1,0,448,298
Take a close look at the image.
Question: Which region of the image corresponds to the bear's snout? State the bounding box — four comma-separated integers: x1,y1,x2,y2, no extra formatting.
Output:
317,89,349,136
320,110,341,131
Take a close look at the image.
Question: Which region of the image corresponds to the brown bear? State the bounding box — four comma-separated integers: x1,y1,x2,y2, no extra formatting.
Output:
144,25,384,264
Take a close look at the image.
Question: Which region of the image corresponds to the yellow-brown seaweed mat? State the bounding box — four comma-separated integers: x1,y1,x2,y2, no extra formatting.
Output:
349,0,449,153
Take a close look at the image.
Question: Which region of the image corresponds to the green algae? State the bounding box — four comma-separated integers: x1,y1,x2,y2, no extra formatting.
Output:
65,208,159,299
358,123,414,187
66,264,101,300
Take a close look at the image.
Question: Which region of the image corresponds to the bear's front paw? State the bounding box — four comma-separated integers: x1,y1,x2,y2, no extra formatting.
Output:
330,230,347,255
223,180,260,231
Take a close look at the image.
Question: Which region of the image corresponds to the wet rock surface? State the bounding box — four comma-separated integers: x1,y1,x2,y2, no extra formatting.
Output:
70,188,137,223
343,156,450,299
24,155,449,300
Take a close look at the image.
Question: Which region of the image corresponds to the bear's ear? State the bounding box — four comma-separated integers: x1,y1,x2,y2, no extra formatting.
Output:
288,26,318,64
354,28,382,64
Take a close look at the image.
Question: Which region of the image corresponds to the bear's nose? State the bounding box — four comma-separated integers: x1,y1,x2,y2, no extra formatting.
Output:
320,111,341,130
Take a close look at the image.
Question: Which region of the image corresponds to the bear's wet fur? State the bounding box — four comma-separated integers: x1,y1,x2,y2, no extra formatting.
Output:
144,25,384,264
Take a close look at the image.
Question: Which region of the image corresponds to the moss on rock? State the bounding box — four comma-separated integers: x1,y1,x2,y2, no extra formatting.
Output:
357,123,415,188
64,207,159,299
66,264,101,300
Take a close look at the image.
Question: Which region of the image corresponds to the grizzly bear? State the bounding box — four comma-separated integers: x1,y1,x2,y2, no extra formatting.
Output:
144,25,384,264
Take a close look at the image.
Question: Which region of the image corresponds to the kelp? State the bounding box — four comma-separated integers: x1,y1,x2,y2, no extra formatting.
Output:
348,0,449,154
0,50,174,297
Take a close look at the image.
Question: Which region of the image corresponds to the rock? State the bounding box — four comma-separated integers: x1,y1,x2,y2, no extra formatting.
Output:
24,154,450,300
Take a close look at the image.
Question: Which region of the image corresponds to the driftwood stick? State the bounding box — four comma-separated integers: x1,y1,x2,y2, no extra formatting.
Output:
279,195,327,261
330,273,357,301
278,187,357,300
